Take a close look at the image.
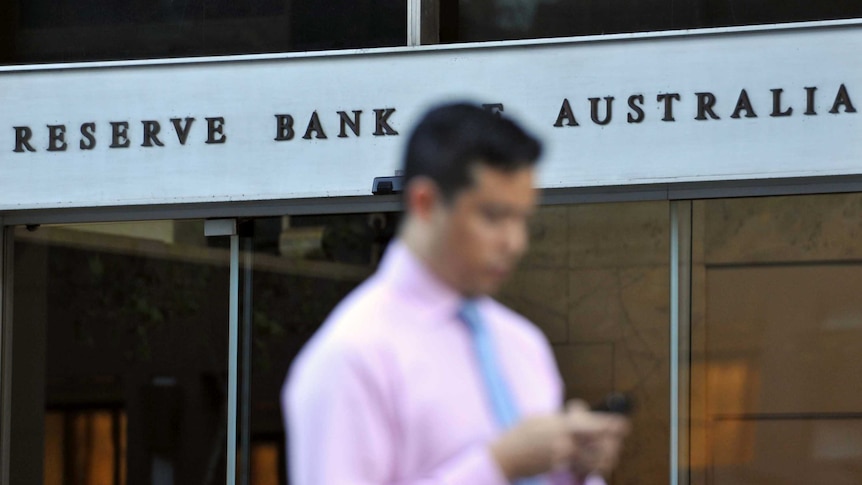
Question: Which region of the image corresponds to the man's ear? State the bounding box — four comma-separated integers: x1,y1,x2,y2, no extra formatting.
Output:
405,177,442,221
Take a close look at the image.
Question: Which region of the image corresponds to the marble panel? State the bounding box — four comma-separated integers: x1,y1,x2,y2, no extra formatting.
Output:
560,263,670,485
568,266,669,350
700,193,862,265
613,404,670,485
611,267,671,485
552,342,615,405
522,204,570,269
552,338,670,485
567,268,625,342
499,267,569,343
567,201,669,270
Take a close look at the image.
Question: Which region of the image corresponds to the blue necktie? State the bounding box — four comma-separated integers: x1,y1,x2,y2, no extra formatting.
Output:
459,300,544,485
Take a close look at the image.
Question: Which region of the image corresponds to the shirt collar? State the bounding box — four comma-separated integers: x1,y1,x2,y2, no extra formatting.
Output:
377,239,465,319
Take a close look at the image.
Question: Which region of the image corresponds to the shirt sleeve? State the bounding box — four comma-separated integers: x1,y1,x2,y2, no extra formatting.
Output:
283,340,510,485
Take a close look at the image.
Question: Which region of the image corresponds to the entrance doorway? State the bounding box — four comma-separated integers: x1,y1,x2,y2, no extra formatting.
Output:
5,199,673,485
9,221,230,485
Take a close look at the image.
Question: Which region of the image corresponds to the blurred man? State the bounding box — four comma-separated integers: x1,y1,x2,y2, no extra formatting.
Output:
283,102,628,484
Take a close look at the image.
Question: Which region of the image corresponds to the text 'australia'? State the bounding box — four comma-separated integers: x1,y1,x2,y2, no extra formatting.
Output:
552,84,856,127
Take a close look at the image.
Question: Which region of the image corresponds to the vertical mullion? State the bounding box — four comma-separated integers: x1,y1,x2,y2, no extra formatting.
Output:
670,203,679,485
227,234,239,485
240,238,253,485
407,0,422,46
0,223,12,485
670,201,692,485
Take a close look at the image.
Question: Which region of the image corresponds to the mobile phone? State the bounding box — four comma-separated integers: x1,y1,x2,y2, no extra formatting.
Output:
592,392,634,416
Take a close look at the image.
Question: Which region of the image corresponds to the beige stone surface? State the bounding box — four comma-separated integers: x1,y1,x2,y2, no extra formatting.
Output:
700,193,862,264
613,402,670,485
566,268,624,342
521,204,570,269
568,266,669,348
561,264,670,485
553,343,615,404
498,268,569,343
551,329,670,485
568,201,669,269
505,200,672,485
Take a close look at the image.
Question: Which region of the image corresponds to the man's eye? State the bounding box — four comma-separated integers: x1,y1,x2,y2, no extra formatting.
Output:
480,207,507,223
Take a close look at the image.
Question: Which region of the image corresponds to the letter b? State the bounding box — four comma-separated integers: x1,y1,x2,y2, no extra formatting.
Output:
275,114,295,141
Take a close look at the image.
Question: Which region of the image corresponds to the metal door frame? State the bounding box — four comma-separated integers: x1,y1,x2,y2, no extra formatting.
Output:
0,219,10,485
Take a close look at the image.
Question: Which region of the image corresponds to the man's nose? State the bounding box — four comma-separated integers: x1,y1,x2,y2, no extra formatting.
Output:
505,219,529,257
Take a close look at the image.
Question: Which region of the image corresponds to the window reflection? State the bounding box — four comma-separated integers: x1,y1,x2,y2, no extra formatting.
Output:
2,0,406,64
10,221,230,485
240,213,394,485
498,201,670,484
244,202,670,484
692,194,862,484
44,409,127,485
453,0,862,43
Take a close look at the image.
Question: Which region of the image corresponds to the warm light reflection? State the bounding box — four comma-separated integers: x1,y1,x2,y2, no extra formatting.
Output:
251,443,281,485
44,410,126,485
44,412,64,485
120,413,127,485
708,361,758,466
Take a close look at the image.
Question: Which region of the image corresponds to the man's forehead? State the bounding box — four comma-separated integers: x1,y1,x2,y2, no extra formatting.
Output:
459,164,538,206
468,162,536,184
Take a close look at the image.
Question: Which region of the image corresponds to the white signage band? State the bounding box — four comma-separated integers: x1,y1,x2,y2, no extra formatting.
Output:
1,20,860,211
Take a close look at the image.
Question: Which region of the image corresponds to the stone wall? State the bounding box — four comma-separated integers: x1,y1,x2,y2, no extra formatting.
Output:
499,201,671,485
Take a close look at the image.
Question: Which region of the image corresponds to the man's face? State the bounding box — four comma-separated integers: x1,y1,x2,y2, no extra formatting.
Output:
431,163,538,297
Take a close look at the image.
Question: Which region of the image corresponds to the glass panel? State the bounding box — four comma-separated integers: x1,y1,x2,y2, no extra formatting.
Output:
498,201,670,484
244,201,669,484
712,420,862,484
691,194,862,484
450,0,862,43
0,0,406,65
239,213,391,485
9,220,230,485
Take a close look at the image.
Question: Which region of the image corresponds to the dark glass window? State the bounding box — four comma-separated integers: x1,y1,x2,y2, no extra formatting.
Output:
446,0,862,43
9,221,230,485
0,0,406,65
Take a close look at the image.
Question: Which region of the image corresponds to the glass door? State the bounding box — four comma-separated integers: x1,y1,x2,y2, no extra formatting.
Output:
235,212,396,485
238,200,671,485
2,199,673,485
7,220,230,485
689,193,862,484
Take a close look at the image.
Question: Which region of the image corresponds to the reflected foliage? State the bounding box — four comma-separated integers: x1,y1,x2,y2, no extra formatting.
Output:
456,0,862,42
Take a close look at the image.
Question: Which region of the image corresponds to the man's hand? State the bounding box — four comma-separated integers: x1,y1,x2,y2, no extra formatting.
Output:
489,400,630,480
567,400,630,479
489,413,577,479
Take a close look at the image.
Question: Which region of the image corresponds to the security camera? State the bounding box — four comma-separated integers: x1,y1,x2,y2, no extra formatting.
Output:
371,176,404,195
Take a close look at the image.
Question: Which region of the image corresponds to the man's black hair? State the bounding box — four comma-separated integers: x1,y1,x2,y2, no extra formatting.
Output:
403,102,542,201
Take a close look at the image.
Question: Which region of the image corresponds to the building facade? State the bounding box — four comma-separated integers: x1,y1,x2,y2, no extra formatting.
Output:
1,2,862,484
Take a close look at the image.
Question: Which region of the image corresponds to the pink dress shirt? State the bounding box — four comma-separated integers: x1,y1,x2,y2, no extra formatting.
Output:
283,240,605,485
